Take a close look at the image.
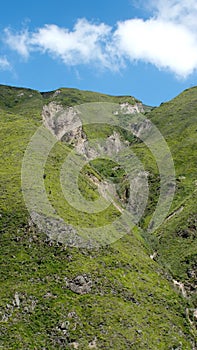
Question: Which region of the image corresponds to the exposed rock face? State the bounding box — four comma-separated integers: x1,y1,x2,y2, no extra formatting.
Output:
78,131,124,160
130,119,152,138
42,101,145,148
42,102,84,144
68,275,92,295
120,102,144,114
53,89,61,97
126,170,149,220
41,102,150,220
42,102,128,159
29,211,93,248
105,131,123,155
41,101,150,224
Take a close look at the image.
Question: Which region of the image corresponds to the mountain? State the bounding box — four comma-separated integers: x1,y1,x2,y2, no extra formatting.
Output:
0,84,196,349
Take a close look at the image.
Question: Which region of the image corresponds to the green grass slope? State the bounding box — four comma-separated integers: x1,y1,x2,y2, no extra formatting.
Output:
0,85,196,349
144,87,197,308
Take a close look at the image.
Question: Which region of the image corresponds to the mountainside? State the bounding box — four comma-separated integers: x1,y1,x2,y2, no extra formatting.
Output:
0,84,196,349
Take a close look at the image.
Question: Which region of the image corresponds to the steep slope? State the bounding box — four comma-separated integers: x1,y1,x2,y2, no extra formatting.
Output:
0,85,196,349
144,88,197,308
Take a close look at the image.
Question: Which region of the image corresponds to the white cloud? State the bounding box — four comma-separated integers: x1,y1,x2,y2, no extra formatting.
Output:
152,0,197,28
0,56,11,70
4,19,114,69
111,0,197,77
31,19,112,68
113,18,197,77
3,1,197,78
4,28,30,58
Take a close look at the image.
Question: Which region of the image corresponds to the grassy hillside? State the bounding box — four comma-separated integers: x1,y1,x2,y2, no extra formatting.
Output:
0,85,196,349
145,87,197,307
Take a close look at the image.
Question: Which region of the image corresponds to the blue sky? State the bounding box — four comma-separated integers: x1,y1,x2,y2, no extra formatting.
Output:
0,0,197,106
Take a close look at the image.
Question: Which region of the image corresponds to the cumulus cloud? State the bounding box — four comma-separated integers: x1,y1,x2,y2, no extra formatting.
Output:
31,19,112,68
4,28,30,58
4,19,114,69
3,0,197,78
112,0,197,77
113,18,197,77
152,0,197,28
0,56,11,70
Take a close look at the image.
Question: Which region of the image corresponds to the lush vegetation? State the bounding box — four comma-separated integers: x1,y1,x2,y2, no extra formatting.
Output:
0,85,196,349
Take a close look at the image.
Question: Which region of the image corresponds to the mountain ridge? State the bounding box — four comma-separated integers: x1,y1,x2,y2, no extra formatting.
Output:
0,84,196,349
